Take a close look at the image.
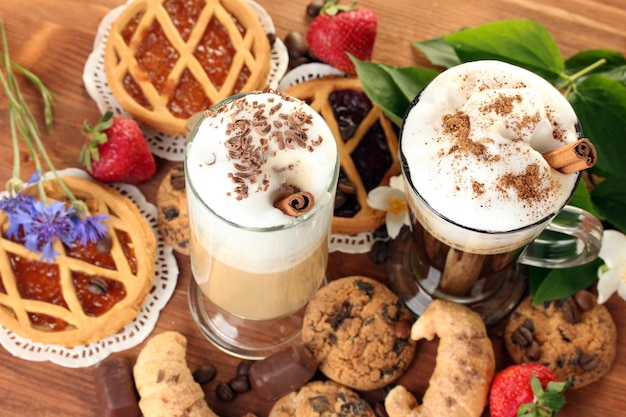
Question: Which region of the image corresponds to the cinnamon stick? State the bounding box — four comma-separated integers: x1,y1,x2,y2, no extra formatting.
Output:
274,192,315,217
542,138,597,174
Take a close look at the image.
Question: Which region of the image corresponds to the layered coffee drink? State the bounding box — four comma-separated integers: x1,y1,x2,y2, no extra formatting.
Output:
400,60,582,297
185,89,338,333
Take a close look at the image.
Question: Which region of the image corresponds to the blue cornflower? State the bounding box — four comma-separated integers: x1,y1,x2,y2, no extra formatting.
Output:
71,213,109,246
0,193,37,238
16,200,76,263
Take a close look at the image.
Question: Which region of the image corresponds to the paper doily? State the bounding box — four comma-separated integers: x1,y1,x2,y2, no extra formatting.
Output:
83,0,289,162
278,64,377,255
0,168,179,368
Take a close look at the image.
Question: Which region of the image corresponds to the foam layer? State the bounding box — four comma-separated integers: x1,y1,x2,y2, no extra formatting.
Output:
402,61,580,236
186,91,338,228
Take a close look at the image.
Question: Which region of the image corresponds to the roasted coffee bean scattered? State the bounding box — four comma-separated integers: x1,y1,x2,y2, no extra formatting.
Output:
192,364,217,385
237,359,254,377
374,402,389,417
574,290,594,311
337,179,357,194
284,31,309,59
511,325,533,347
306,1,324,17
96,234,113,254
229,375,251,393
216,382,235,402
560,297,580,324
88,277,109,295
266,32,277,47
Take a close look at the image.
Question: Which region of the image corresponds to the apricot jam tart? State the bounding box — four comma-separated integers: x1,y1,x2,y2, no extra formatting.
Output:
284,77,401,235
104,0,272,136
0,177,156,347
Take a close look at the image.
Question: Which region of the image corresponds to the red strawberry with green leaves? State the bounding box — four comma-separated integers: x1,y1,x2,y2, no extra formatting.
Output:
306,0,377,75
79,110,156,185
489,363,569,417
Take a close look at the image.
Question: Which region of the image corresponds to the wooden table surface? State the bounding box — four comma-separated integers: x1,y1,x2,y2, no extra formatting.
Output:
1,0,625,416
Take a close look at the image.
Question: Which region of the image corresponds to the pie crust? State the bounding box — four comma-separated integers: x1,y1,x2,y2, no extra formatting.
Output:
104,0,271,135
0,177,156,347
285,77,401,235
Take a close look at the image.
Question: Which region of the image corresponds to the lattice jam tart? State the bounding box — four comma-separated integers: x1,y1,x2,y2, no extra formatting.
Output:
104,0,271,136
0,177,156,347
284,77,401,235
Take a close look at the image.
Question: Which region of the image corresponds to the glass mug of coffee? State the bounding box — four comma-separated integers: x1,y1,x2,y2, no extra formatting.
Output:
388,61,602,325
185,90,339,359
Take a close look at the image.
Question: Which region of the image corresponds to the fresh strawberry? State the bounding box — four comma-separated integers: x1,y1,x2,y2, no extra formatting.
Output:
79,110,156,185
306,0,377,75
489,363,569,417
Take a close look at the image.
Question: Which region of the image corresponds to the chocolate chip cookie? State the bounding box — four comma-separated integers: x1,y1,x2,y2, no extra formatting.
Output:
268,380,375,417
156,164,190,255
504,291,617,388
302,276,416,391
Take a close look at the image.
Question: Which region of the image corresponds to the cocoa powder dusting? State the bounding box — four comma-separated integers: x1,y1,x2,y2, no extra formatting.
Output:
443,111,492,161
497,163,553,204
481,93,522,115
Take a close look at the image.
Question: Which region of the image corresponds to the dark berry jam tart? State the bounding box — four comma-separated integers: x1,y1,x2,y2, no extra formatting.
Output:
284,77,401,235
0,177,156,347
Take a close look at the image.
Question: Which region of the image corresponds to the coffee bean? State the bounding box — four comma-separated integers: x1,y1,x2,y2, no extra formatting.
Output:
216,382,235,402
266,32,277,47
579,352,600,371
306,1,324,17
170,165,186,190
236,359,254,377
511,325,533,347
560,297,580,324
369,240,388,264
525,341,542,361
574,290,594,312
394,320,411,340
192,364,217,384
284,31,308,59
88,277,109,295
337,180,357,195
96,234,113,254
229,375,250,393
374,402,389,417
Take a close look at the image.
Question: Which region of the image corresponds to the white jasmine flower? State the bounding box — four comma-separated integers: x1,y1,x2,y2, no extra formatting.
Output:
596,229,626,304
367,175,410,239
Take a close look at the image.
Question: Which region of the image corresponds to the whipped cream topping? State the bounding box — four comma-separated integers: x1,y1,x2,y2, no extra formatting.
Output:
402,60,580,234
186,91,338,228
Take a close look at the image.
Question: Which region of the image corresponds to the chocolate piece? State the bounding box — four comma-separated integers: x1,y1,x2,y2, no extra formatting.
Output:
93,356,140,417
249,344,317,401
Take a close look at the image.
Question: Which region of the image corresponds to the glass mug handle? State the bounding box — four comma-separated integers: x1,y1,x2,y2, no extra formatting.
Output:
518,205,603,268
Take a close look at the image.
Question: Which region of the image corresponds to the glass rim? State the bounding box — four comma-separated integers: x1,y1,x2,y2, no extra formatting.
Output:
399,150,582,236
184,112,340,233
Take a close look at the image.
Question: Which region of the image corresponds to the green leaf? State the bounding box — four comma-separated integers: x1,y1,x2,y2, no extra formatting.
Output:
352,56,438,126
564,49,626,76
567,74,626,178
412,36,461,68
442,19,564,83
591,177,626,233
529,258,604,303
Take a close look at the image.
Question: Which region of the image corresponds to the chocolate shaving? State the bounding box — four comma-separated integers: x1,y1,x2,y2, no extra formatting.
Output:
273,191,315,217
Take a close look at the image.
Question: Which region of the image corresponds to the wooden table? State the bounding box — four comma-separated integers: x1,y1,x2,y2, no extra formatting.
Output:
0,0,625,416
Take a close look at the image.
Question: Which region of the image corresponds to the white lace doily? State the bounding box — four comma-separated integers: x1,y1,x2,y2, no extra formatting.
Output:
83,0,289,162
278,64,377,254
0,168,179,368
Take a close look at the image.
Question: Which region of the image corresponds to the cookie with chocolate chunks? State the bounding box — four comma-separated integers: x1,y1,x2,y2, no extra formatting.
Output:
268,380,375,417
156,164,190,255
504,291,617,388
302,276,416,391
